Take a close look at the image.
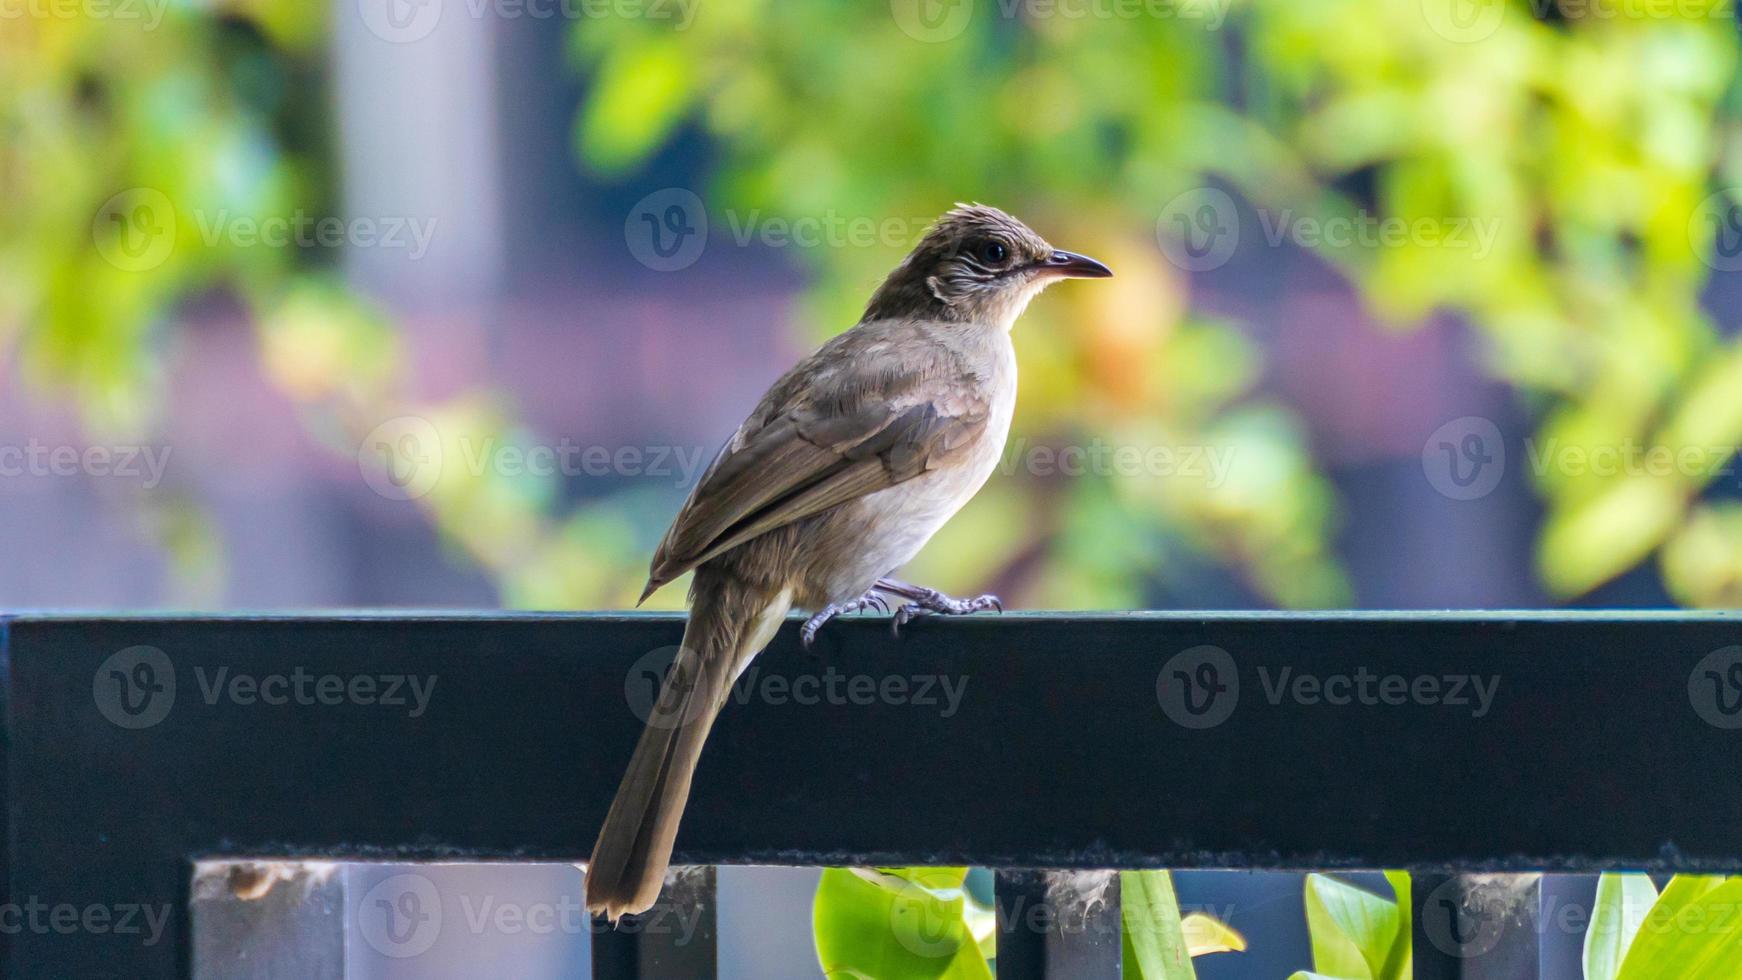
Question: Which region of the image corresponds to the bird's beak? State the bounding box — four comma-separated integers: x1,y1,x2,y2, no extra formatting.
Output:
1039,250,1114,279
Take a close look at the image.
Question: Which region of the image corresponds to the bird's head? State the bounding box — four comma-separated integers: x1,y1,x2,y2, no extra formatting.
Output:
864,203,1112,326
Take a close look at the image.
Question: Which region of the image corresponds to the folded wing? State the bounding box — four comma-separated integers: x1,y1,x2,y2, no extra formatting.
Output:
641,331,988,599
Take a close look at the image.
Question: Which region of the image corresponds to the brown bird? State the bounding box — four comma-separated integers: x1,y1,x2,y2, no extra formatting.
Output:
585,203,1112,919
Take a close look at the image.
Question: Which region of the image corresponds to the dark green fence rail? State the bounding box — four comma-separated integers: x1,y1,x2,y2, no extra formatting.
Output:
5,611,1741,977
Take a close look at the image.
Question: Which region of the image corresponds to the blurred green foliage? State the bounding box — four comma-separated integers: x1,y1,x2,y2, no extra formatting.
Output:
0,1,659,606
6,0,1742,609
812,866,994,978
1291,872,1411,980
1584,873,1742,978
572,0,1742,607
11,3,1742,973
575,0,1352,607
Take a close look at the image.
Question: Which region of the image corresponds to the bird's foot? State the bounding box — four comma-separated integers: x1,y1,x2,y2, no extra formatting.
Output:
876,579,1003,636
800,591,891,649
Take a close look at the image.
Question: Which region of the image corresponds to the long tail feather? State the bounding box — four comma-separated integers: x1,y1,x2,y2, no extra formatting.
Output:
585,571,789,920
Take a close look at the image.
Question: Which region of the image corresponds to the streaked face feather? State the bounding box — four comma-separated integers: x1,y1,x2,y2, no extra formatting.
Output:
864,204,1068,327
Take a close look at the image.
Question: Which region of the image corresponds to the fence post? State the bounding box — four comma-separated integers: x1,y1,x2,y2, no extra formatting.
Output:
190,862,346,980
995,869,1122,979
1413,873,1543,979
590,866,719,980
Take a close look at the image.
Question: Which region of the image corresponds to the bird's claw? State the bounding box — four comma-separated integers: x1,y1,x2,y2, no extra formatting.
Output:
800,591,891,649
890,592,1003,637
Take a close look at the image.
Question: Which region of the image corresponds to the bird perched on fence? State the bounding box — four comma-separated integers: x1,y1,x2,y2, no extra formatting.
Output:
585,203,1112,920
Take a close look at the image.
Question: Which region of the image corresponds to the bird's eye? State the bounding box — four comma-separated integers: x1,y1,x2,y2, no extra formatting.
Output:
978,240,1008,266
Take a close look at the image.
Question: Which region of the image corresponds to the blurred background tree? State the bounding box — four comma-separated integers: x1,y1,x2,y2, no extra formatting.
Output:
5,0,1742,609
571,0,1742,609
9,2,1742,976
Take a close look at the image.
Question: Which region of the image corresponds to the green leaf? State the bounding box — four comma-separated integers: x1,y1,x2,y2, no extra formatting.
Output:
1180,912,1247,957
1303,874,1400,980
813,867,992,980
1121,870,1197,980
1377,871,1412,980
575,38,697,174
1584,873,1659,980
1614,876,1742,980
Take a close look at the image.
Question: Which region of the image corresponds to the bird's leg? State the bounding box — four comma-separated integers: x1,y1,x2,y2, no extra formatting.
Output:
875,578,1004,636
799,590,891,649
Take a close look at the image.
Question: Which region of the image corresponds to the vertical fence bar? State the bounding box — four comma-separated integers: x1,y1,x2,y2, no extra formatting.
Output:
995,869,1122,979
1413,873,1543,979
590,866,718,980
1413,873,1462,980
190,862,346,980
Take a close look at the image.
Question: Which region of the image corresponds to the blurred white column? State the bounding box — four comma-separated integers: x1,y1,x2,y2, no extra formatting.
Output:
333,0,506,312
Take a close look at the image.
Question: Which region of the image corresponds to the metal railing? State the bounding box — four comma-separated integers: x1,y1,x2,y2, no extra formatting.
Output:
6,611,1741,977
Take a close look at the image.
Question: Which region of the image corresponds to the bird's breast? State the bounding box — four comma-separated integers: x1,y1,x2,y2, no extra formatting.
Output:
799,337,1017,605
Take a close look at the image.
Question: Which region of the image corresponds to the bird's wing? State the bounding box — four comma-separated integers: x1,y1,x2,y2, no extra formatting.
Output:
641,327,988,598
